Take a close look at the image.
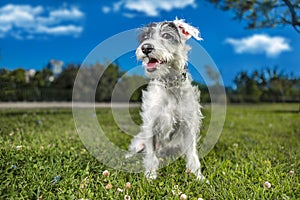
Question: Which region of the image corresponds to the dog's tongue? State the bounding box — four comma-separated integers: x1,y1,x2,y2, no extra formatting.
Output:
147,62,157,68
146,58,159,69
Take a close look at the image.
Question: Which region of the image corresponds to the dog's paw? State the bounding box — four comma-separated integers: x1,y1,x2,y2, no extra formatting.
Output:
190,169,209,184
145,170,157,180
196,173,210,184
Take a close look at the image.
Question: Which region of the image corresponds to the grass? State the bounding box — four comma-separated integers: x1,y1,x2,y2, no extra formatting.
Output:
0,104,299,199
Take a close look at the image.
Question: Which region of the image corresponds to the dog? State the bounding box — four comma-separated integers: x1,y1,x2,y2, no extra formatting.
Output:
127,19,206,182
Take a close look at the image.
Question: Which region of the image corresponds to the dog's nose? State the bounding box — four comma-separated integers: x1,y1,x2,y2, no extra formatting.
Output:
141,43,154,55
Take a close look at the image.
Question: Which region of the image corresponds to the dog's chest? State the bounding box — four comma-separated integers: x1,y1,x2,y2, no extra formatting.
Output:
143,83,186,135
144,84,185,110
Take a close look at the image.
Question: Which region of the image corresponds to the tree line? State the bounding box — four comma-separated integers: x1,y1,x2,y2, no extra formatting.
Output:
0,63,299,103
228,68,299,102
0,62,145,102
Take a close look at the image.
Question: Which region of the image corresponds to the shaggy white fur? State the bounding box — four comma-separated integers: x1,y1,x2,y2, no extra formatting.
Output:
127,19,207,182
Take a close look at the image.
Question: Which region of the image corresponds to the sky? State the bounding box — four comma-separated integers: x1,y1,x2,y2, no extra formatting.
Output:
0,0,299,86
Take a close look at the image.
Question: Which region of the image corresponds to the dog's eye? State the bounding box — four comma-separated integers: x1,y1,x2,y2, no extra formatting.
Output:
162,33,173,40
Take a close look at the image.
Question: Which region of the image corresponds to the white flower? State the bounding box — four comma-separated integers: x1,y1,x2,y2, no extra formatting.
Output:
233,143,238,148
117,188,124,192
180,193,187,200
105,183,112,190
289,170,295,175
125,182,131,189
172,185,182,196
264,181,271,189
16,145,22,150
124,195,131,200
102,170,110,177
185,168,191,174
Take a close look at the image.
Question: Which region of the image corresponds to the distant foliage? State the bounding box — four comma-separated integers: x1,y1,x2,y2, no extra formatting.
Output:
207,0,300,33
230,67,300,102
54,64,80,89
96,63,125,102
0,63,299,103
0,62,148,102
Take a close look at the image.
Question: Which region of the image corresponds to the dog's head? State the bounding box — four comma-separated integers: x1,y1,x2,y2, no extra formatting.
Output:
136,19,202,79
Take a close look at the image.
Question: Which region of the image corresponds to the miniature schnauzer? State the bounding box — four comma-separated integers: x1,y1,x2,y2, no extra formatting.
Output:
127,19,206,182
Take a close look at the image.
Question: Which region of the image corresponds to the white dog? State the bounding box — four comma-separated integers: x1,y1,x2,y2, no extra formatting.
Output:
127,19,206,182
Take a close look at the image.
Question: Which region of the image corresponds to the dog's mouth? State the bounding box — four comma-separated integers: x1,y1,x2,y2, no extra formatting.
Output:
143,57,164,72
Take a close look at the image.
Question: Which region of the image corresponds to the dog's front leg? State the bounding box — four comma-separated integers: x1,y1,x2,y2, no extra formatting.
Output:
143,134,159,180
185,145,205,181
184,131,208,183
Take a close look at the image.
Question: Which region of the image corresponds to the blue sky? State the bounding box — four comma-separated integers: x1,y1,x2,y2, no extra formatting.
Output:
0,0,299,86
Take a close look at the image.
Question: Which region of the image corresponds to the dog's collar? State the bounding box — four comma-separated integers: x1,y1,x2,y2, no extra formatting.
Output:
151,72,187,89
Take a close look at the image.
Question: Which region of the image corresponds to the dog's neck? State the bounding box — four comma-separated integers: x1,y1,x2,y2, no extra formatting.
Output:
151,67,188,89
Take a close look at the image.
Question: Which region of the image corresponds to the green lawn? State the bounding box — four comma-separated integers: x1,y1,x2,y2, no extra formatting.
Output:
0,104,299,199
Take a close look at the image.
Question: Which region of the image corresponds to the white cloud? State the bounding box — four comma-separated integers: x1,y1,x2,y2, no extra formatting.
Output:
0,4,84,39
103,0,196,17
0,4,43,22
50,7,84,20
102,6,111,14
36,25,83,36
225,34,291,57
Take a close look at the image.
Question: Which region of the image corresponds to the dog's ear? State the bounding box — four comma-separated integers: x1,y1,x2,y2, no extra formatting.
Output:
173,18,202,41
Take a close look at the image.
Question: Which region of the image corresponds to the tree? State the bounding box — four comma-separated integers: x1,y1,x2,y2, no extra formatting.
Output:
234,71,262,102
260,67,294,102
207,0,300,33
96,63,125,102
205,65,221,85
11,68,26,85
232,67,300,102
0,68,10,85
245,78,262,102
112,75,148,102
54,64,79,89
32,68,53,88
